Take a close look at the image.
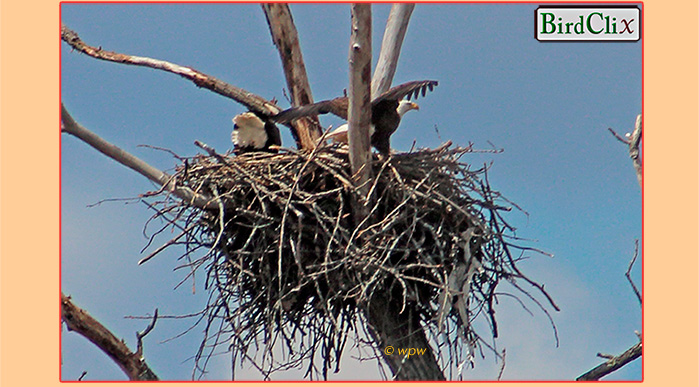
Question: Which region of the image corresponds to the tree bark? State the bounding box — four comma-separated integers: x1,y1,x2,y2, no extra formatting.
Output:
365,292,446,380
348,3,373,223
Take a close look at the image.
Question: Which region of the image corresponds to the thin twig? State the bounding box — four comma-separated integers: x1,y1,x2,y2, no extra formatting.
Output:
135,309,159,357
626,239,642,307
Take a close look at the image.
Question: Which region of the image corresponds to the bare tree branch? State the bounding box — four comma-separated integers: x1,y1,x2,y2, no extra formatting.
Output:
135,309,159,358
626,239,642,307
261,3,323,148
61,104,214,210
371,3,415,97
61,293,159,381
576,341,642,381
608,114,642,189
629,114,642,188
62,23,283,117
348,3,374,224
579,114,644,381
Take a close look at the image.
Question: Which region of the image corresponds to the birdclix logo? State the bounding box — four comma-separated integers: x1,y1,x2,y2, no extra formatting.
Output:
535,6,641,42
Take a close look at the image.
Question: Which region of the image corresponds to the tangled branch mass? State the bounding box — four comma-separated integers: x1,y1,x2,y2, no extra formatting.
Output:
144,142,546,379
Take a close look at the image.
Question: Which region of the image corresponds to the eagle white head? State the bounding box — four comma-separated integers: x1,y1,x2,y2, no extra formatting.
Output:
396,100,420,116
326,100,419,144
231,112,268,149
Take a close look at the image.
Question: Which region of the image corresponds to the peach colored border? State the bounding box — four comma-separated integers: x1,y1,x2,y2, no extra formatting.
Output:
2,0,697,385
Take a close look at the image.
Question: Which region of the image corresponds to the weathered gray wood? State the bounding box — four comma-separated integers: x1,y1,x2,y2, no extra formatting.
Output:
348,3,373,222
576,342,642,381
61,104,214,210
371,4,415,98
261,4,323,149
61,23,282,118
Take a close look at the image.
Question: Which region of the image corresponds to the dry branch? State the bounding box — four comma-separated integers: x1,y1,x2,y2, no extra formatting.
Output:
576,341,642,381
629,114,642,188
262,3,323,148
62,24,280,117
61,293,159,381
61,104,214,210
608,114,642,189
372,3,415,97
626,239,642,307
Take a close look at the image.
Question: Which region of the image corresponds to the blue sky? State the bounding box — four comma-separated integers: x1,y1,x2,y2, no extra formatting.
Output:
61,3,642,381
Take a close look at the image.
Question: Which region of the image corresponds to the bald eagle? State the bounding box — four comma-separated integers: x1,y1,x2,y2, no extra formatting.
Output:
273,80,438,154
224,79,436,154
231,112,282,154
326,100,420,145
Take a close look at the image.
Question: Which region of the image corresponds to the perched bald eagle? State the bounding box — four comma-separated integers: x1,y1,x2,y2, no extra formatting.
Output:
231,112,282,154
326,100,420,145
273,80,438,154
224,79,436,155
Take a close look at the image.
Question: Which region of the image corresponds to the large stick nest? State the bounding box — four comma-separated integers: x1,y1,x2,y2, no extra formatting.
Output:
146,142,553,380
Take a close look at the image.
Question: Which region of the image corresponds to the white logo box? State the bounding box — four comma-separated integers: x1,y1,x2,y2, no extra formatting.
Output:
536,6,641,42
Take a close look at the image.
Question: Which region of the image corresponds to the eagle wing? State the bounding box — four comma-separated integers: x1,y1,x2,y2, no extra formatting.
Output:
372,80,438,105
272,80,437,123
273,96,349,123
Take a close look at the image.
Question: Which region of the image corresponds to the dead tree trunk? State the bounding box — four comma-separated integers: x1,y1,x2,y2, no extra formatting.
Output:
348,4,445,380
348,3,374,224
371,3,415,98
262,3,323,149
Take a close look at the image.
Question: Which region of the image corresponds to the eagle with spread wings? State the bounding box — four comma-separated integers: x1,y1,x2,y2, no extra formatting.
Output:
231,80,438,155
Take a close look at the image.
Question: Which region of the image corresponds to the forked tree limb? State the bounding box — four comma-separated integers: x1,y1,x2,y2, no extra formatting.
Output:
371,3,415,98
576,341,642,381
261,3,323,148
61,104,214,210
577,123,643,381
61,293,159,381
